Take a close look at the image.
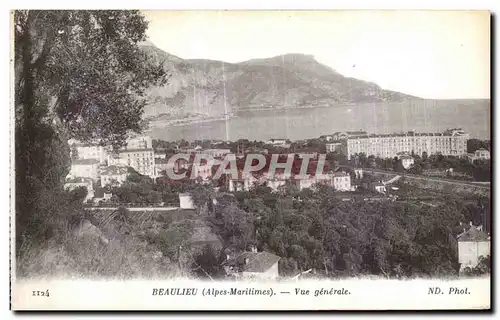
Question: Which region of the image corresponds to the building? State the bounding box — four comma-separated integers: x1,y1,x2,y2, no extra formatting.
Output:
346,129,469,160
464,148,490,163
398,154,415,169
223,250,281,280
117,148,155,177
266,138,287,145
332,172,351,191
293,171,351,192
69,159,100,181
265,175,289,192
178,146,203,154
466,148,491,163
294,175,330,190
191,162,213,181
228,174,259,192
474,148,490,160
154,158,174,177
179,193,195,209
449,224,490,272
353,168,364,179
107,153,128,167
69,140,109,164
266,139,290,148
100,165,129,187
372,182,387,194
326,142,344,154
201,149,232,158
123,135,152,150
332,131,368,141
64,178,94,203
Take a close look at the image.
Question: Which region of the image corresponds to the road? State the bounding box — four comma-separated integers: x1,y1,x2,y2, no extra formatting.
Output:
85,206,180,212
340,165,490,190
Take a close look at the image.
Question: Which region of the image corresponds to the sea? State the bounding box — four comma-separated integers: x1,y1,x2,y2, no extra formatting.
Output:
147,100,491,142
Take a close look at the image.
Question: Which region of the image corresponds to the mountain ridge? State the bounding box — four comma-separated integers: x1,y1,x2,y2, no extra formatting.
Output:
139,42,422,119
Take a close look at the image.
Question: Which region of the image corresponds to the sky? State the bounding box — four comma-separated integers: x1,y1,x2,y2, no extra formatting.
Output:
143,10,490,99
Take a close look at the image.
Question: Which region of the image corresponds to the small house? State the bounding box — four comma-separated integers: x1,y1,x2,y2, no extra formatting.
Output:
455,225,490,271
223,250,281,280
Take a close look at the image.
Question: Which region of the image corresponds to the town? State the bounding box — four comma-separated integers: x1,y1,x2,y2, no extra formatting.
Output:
13,10,491,287
63,128,491,280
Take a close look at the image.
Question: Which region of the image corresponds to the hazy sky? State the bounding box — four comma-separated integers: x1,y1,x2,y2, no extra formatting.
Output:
143,10,490,99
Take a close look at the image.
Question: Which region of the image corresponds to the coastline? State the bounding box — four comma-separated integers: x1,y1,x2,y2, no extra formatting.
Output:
146,114,236,129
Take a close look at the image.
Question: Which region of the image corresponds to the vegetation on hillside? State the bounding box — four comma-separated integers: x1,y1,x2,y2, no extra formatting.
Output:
203,183,488,278
14,10,167,278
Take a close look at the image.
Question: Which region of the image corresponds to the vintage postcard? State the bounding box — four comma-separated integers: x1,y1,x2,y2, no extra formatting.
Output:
10,10,491,310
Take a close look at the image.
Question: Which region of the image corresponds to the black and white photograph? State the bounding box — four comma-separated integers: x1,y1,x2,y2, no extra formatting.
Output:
11,9,491,310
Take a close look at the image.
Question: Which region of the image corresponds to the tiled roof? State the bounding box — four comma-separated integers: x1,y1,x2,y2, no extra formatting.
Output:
457,227,490,242
101,165,129,175
232,251,281,273
155,158,169,164
65,177,93,184
72,159,100,165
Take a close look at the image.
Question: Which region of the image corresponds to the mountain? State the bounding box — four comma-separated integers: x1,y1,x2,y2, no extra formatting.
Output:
139,42,420,119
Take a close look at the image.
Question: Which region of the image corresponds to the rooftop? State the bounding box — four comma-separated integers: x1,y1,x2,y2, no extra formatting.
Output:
399,155,414,160
457,227,490,242
65,177,93,184
155,158,170,164
119,148,154,153
347,129,468,140
228,251,281,273
101,165,129,175
72,159,100,165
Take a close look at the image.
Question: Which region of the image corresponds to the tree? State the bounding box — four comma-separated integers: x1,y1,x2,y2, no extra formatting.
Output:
68,186,88,203
189,183,213,215
394,160,405,173
15,10,167,252
70,143,79,160
192,244,224,279
467,139,490,153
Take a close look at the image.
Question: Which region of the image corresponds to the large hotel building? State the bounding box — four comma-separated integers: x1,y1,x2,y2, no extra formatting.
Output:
345,128,469,159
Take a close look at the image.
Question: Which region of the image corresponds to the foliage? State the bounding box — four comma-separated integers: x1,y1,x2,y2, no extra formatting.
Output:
463,255,490,276
15,10,167,274
68,186,88,203
210,183,475,278
191,244,225,279
467,139,490,153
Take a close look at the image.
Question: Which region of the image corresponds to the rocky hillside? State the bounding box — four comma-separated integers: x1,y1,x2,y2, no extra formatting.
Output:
140,41,419,119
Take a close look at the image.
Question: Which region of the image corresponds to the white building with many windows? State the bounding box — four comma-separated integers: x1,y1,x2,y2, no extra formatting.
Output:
347,129,469,159
117,148,155,177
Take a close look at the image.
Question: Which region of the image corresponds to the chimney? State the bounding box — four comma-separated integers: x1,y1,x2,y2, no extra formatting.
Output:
469,221,473,227
244,258,249,265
